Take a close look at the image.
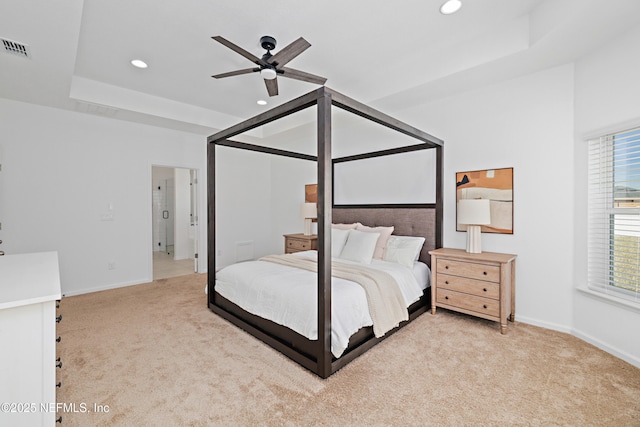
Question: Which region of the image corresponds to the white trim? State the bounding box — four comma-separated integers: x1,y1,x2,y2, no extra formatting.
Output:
515,314,572,334
516,314,640,369
62,278,151,297
572,328,640,369
577,286,640,313
581,117,640,141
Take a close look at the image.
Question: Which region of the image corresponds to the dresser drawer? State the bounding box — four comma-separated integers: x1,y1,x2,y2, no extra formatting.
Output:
436,288,500,317
437,274,500,299
436,258,500,283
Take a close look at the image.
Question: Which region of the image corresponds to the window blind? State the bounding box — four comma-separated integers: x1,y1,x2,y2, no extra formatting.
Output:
588,127,640,303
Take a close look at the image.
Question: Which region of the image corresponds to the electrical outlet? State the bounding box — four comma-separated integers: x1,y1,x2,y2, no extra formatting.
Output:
108,261,116,270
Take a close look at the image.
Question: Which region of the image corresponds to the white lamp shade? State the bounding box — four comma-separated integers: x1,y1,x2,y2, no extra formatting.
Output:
300,202,317,219
458,199,491,225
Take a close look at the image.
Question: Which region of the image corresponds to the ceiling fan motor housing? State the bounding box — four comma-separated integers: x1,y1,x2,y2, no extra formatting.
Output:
260,35,276,51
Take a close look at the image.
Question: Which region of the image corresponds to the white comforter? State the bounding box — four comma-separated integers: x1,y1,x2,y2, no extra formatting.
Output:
215,251,429,358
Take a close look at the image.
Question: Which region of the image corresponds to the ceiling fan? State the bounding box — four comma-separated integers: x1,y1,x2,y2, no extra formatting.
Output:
211,35,327,97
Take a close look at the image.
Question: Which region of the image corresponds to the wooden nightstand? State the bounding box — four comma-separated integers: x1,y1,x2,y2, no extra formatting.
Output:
284,233,318,254
429,248,516,334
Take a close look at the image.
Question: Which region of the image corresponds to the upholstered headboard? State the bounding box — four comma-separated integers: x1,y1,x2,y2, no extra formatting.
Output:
332,206,437,266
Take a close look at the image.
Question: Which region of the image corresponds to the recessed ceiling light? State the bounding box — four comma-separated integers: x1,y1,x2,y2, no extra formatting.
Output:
257,100,267,106
130,59,148,69
440,0,462,15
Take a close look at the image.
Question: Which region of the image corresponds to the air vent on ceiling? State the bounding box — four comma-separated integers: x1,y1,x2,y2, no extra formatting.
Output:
2,38,31,58
75,101,119,117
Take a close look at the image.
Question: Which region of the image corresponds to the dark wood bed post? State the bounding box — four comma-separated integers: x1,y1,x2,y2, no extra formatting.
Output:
207,139,216,300
317,89,333,378
435,145,444,249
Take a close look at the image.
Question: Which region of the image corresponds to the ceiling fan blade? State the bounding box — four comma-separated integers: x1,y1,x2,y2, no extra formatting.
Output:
212,36,269,67
212,67,259,79
264,78,278,97
280,67,327,85
268,37,311,67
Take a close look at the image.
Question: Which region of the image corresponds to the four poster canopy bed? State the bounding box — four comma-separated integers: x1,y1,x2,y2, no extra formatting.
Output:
207,87,443,378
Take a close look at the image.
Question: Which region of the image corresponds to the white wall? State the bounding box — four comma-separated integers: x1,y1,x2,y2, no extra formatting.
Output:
0,99,208,295
213,145,273,268
269,155,317,254
572,24,640,366
401,65,576,331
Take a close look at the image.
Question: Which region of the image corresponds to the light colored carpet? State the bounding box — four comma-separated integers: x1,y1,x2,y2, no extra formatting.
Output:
56,274,640,426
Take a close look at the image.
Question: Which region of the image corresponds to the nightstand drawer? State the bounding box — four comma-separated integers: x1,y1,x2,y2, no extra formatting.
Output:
436,288,500,317
287,238,313,251
436,259,500,283
284,234,318,254
437,274,500,299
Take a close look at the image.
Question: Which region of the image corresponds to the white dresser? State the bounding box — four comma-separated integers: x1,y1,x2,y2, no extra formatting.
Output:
0,252,61,426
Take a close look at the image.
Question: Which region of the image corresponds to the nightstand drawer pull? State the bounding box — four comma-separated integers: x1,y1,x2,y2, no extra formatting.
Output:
483,288,487,292
483,271,487,275
56,314,62,323
56,336,61,343
483,304,488,309
445,296,449,300
56,382,62,388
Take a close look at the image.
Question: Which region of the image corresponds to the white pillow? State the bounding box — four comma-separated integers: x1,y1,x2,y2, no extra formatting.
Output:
331,228,350,257
355,224,394,259
383,236,426,268
339,229,380,264
332,222,359,230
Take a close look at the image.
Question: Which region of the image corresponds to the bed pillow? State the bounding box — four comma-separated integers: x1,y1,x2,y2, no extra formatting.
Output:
338,229,380,264
331,228,351,257
355,224,394,259
383,235,426,268
332,222,359,230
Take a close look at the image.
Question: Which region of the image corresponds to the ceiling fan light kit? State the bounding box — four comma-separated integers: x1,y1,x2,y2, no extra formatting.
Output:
260,67,277,80
211,35,327,97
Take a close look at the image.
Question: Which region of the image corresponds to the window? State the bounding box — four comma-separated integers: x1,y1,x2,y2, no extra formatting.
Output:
588,126,640,303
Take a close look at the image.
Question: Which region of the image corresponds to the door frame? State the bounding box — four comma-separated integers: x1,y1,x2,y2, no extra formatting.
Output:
148,162,203,281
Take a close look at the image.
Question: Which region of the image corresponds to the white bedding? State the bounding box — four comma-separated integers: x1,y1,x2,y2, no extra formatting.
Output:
215,250,430,358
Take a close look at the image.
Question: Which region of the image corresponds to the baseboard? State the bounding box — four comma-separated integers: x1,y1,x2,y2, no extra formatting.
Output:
572,329,640,369
517,315,640,369
515,314,572,334
61,278,151,297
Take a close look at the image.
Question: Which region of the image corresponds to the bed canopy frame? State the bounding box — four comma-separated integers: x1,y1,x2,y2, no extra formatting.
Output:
208,86,443,378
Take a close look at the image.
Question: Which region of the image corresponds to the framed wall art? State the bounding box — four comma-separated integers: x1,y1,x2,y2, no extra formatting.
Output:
456,167,513,234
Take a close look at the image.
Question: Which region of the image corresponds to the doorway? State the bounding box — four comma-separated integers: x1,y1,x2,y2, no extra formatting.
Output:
152,166,199,279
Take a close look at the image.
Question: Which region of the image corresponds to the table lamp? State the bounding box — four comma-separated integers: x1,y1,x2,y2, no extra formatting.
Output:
300,202,317,236
457,199,491,253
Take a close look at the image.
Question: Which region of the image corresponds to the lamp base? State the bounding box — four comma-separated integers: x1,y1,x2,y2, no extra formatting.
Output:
466,225,482,253
304,218,312,236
